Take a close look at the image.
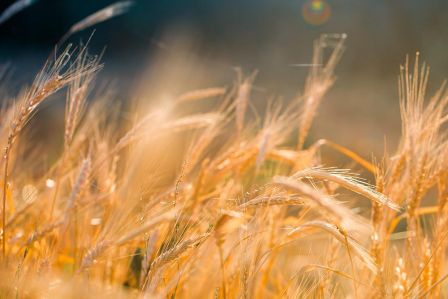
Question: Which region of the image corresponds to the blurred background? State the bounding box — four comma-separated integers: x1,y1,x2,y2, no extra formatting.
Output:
1,0,447,158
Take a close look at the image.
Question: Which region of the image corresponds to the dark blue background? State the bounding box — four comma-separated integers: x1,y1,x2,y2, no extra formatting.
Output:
1,0,447,72
1,0,447,154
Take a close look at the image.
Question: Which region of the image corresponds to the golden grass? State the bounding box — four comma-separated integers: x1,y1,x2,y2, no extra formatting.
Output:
0,31,447,298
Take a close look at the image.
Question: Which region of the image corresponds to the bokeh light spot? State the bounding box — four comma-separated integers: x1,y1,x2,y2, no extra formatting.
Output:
302,0,331,26
311,1,324,11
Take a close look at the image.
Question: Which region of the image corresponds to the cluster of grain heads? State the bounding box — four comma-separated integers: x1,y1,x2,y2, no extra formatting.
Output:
1,45,100,259
272,176,372,235
0,26,447,298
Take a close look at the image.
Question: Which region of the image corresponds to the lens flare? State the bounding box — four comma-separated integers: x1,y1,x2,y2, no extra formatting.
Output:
302,0,331,26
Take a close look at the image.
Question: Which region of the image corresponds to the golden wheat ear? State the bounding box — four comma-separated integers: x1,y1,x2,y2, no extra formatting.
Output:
293,167,401,210
234,69,258,135
297,34,346,150
65,48,103,149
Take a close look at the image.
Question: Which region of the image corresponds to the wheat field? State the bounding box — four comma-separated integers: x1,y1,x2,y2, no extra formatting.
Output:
1,3,448,298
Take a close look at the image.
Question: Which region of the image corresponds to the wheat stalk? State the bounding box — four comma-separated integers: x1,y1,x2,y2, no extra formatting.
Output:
59,1,133,45
177,87,226,103
0,0,37,25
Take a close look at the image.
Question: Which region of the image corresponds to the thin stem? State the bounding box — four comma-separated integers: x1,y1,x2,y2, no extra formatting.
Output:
218,244,227,299
49,148,69,219
343,231,358,299
2,145,10,260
